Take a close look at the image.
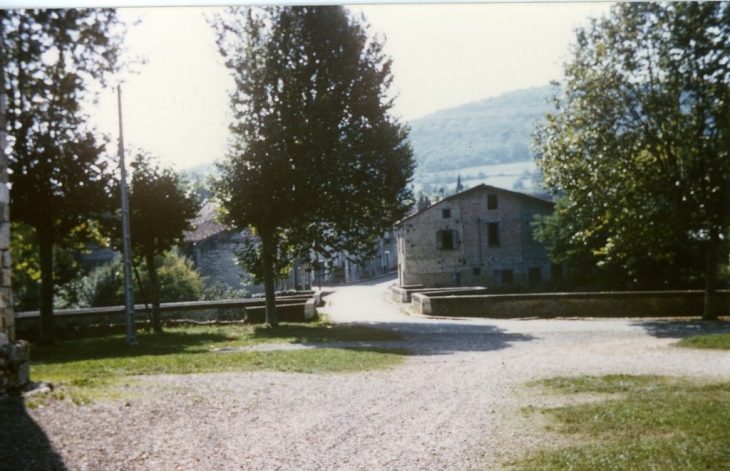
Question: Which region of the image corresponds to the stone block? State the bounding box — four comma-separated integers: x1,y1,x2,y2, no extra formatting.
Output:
16,361,30,388
0,184,8,205
2,250,10,268
0,223,8,250
0,288,8,309
304,298,316,320
0,332,7,347
11,341,29,364
2,268,10,287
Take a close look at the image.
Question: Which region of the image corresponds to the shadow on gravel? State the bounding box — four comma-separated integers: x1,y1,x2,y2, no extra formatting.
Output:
337,321,536,356
633,319,730,339
0,397,68,471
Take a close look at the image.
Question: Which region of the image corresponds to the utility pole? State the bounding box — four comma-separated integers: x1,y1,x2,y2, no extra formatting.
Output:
117,85,137,346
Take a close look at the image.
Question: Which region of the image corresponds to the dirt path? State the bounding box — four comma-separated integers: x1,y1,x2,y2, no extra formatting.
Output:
11,279,730,470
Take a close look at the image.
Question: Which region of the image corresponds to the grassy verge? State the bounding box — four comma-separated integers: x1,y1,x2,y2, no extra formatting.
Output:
509,375,730,471
28,322,407,406
675,333,730,350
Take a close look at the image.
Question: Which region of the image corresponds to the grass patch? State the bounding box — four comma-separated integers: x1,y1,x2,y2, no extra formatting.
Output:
676,333,730,350
29,322,407,405
510,375,730,471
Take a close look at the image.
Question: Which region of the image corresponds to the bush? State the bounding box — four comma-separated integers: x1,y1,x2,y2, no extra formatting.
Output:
201,281,248,300
148,252,203,303
60,252,203,308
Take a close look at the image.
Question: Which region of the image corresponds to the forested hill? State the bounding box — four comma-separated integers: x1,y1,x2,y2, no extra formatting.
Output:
406,85,553,174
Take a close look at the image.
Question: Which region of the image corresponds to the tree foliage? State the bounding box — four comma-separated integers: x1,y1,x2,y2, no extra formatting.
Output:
533,3,730,317
125,152,200,332
2,9,126,342
211,6,415,325
56,252,202,310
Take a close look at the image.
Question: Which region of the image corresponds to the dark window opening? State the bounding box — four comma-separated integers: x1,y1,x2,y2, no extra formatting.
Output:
437,230,456,250
529,267,542,288
442,208,451,219
551,263,563,281
487,222,500,247
473,267,481,276
500,269,513,284
487,194,498,210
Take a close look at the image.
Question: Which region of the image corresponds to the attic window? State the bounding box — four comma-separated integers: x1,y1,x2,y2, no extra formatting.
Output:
442,208,451,219
487,194,498,210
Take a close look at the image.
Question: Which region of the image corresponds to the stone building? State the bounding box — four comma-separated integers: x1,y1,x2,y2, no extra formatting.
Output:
397,184,555,289
183,202,310,293
1,87,30,394
316,229,399,285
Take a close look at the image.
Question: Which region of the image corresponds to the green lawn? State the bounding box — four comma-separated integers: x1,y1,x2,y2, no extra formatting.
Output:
675,333,730,350
28,322,408,406
509,375,730,471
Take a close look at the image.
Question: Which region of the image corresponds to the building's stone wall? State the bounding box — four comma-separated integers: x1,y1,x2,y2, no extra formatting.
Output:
399,197,464,287
1,127,30,395
398,185,554,289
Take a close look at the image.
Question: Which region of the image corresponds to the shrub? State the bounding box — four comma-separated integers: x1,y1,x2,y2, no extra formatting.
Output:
62,252,203,308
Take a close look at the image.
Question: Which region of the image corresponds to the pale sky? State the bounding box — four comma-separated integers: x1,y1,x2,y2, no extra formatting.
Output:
69,3,614,170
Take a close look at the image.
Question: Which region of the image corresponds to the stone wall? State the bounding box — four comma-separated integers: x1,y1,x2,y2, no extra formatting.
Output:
15,294,321,339
0,106,30,394
410,290,730,318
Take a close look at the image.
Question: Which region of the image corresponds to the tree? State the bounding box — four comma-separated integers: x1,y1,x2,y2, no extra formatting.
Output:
533,3,730,318
126,152,200,332
2,9,126,342
212,6,414,325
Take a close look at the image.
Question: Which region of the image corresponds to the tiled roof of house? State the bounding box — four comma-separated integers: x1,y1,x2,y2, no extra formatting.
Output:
398,184,553,224
184,201,227,243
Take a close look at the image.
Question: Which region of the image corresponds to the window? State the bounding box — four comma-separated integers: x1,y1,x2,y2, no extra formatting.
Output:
442,208,451,219
495,269,513,284
437,230,456,250
529,267,542,288
487,194,498,210
473,267,481,276
487,222,500,247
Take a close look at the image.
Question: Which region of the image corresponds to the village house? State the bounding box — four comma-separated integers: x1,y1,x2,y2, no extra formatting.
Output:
183,201,396,290
316,228,399,285
397,184,556,289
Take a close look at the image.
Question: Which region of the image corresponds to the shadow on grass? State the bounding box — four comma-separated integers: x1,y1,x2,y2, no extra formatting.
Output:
251,323,403,344
30,319,536,368
633,319,730,339
0,397,69,471
31,330,234,365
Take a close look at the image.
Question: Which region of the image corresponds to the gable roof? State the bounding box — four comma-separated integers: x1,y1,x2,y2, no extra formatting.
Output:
398,184,553,225
184,201,227,243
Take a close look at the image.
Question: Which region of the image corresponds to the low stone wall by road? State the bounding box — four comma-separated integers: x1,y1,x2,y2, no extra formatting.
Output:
411,290,730,318
390,286,487,303
16,293,322,340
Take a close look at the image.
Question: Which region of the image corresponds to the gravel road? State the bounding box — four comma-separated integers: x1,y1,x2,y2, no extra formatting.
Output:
4,277,730,471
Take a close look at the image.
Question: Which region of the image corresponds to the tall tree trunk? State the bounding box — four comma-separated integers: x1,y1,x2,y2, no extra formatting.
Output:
37,225,55,344
702,226,720,321
260,229,278,327
145,252,163,333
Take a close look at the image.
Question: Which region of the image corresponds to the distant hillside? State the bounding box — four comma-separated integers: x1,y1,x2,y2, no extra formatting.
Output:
407,85,553,174
185,86,555,196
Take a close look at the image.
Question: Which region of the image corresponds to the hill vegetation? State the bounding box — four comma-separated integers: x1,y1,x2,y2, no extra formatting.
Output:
407,85,552,174
184,86,555,197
